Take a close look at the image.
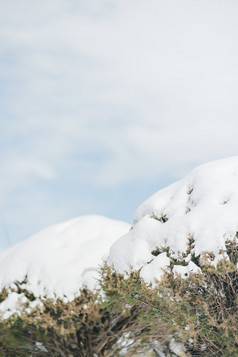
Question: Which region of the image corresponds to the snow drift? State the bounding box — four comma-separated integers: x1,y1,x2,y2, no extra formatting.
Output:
108,157,238,284
0,215,130,299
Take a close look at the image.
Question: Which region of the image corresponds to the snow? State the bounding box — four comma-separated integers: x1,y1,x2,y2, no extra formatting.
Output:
140,252,170,287
0,292,43,320
173,261,201,280
0,215,130,302
108,157,238,284
0,292,28,320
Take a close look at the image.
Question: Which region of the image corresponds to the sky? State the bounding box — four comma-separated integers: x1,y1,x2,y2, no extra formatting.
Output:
1,0,238,249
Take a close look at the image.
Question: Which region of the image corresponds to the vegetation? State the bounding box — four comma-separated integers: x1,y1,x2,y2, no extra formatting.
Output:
101,238,238,356
0,287,154,356
0,238,237,356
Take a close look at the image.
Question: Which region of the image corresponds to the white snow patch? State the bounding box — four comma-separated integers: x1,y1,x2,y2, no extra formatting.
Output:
173,261,201,279
0,292,28,319
140,252,170,287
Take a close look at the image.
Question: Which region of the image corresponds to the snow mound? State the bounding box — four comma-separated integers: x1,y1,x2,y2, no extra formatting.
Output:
0,215,130,299
108,157,238,284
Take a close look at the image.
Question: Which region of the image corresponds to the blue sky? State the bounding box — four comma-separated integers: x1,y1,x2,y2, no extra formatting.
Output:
1,0,238,249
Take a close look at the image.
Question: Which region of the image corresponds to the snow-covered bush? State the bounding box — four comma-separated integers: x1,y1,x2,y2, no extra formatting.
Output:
102,238,238,356
104,157,238,355
0,215,132,356
0,242,237,356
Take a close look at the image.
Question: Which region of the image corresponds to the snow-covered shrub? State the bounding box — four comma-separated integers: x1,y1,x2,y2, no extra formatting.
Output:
103,239,238,357
0,240,237,356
